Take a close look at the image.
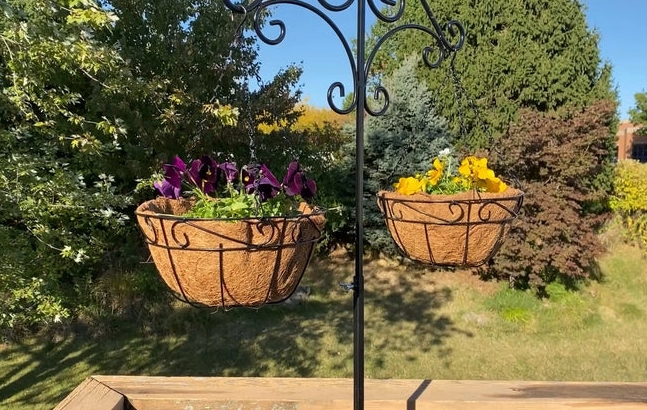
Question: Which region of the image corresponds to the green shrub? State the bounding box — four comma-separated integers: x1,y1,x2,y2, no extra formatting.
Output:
610,159,647,251
0,0,136,335
0,227,69,340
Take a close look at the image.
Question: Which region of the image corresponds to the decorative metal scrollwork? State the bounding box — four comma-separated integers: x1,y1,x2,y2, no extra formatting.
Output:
223,0,464,115
376,189,524,267
212,1,467,409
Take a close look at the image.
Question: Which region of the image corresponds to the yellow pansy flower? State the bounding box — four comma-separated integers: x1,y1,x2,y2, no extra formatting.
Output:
476,167,495,181
394,154,508,195
426,158,444,186
458,156,476,178
393,177,424,195
485,177,508,193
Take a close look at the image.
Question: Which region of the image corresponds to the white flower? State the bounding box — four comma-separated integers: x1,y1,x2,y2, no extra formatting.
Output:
100,208,115,218
74,249,88,263
439,148,451,156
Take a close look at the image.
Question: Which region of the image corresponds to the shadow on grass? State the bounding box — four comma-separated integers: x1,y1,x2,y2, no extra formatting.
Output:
0,255,469,409
363,263,473,373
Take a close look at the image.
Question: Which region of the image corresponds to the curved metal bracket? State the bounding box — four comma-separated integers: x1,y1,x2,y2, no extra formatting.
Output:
339,281,357,292
223,0,464,115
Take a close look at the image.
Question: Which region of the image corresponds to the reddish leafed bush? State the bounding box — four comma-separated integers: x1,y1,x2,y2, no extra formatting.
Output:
482,100,617,289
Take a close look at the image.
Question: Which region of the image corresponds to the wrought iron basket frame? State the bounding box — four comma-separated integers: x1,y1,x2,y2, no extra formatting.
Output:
377,189,524,267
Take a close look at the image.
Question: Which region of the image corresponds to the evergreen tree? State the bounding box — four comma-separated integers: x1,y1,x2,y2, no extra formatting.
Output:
369,0,615,150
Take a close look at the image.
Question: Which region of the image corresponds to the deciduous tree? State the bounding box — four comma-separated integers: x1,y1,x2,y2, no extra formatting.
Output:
0,0,308,335
629,92,647,127
0,0,133,333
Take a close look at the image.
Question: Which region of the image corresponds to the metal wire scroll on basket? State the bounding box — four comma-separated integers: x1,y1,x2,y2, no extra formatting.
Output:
377,188,523,267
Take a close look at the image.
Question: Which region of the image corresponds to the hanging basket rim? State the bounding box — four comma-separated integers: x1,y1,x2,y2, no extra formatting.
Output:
135,197,326,222
377,187,524,204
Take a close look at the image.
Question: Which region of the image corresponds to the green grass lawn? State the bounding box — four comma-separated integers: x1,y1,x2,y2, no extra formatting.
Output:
2,233,647,409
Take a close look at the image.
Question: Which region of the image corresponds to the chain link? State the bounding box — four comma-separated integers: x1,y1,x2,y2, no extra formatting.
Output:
190,7,249,149
448,53,503,161
217,6,265,167
244,91,258,164
215,6,248,101
386,51,513,183
386,51,452,182
447,54,519,185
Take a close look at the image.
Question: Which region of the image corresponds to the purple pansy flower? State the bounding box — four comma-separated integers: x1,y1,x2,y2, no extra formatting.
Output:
188,155,218,194
152,155,319,216
219,161,238,184
154,156,187,199
243,163,281,202
282,160,317,201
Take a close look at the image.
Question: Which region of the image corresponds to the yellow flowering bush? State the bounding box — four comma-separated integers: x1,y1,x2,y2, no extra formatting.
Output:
393,150,508,195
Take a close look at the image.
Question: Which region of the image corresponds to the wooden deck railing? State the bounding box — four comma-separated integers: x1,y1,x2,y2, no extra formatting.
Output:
55,376,647,409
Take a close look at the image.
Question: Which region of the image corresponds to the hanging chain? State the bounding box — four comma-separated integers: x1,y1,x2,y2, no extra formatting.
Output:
218,6,261,168
448,53,502,160
219,5,250,100
245,54,271,165
190,7,249,150
244,90,258,164
385,49,511,184
281,114,299,163
448,54,519,186
386,53,453,182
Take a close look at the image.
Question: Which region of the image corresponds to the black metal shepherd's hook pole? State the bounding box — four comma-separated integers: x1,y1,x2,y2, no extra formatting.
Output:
222,0,464,408
353,0,367,407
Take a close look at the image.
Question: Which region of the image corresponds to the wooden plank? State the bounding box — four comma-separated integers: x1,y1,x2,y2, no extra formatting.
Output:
90,376,647,410
54,376,124,410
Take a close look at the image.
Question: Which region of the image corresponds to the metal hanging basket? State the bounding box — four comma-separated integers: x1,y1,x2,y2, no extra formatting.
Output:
377,188,523,267
135,197,326,308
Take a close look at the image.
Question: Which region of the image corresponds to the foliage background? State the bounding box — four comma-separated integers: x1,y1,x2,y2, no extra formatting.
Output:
0,0,338,336
0,0,633,337
0,0,136,335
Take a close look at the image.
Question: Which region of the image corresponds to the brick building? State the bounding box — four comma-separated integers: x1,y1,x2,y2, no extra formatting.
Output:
617,120,647,162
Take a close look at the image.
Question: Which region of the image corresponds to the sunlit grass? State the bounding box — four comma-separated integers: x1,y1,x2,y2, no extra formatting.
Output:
1,228,647,409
